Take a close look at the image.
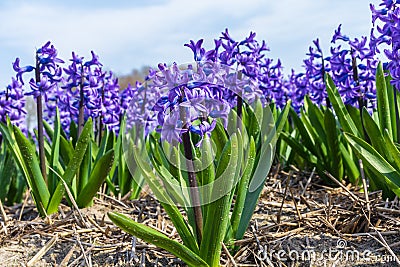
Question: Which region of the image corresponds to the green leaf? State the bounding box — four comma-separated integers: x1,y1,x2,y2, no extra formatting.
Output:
382,129,400,171
131,139,199,253
76,150,114,208
305,96,327,148
344,133,400,197
200,134,240,266
280,132,316,164
77,141,91,196
376,62,393,139
324,108,343,180
362,108,389,159
339,143,360,184
108,212,208,267
0,150,16,201
385,71,397,141
274,100,291,138
195,136,216,221
13,126,50,216
246,102,261,140
43,120,73,166
346,105,364,136
211,120,228,162
0,121,29,178
231,136,256,239
46,118,93,214
48,108,61,194
235,142,274,239
325,74,361,137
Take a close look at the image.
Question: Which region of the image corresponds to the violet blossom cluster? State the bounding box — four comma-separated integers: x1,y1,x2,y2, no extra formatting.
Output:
295,25,379,109
330,25,378,107
184,29,292,109
370,0,400,89
13,41,64,103
45,50,122,133
8,42,123,135
9,41,64,130
124,62,237,146
0,78,26,128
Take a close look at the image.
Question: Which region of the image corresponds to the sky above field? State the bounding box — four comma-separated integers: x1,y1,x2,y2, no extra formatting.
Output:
0,0,382,87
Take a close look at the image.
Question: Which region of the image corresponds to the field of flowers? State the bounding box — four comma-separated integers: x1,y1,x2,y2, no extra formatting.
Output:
1,0,400,266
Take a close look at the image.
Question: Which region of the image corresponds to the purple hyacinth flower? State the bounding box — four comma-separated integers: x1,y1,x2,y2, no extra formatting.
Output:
185,39,206,61
27,76,56,99
13,58,35,84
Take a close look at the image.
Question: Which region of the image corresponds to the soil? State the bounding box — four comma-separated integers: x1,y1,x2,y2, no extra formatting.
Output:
1,166,400,267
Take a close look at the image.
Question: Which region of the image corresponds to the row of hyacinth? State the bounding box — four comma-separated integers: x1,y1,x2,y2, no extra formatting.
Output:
0,0,398,137
2,43,123,136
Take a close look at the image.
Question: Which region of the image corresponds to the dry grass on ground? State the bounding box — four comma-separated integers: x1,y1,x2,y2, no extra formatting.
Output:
1,166,400,266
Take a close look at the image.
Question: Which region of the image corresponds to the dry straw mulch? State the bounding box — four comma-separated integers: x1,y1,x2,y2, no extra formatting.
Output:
1,166,400,266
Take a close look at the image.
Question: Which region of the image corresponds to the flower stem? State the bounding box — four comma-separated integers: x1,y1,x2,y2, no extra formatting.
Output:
321,55,331,109
35,56,47,183
237,71,243,121
179,87,203,244
98,85,105,145
181,130,203,243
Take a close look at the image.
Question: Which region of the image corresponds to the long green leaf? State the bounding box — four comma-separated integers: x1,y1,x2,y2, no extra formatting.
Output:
231,136,256,239
274,100,291,137
325,74,361,137
305,96,327,147
48,108,61,194
200,134,239,265
280,132,316,164
324,108,343,180
376,62,392,139
344,133,400,197
13,126,50,216
339,143,360,184
362,108,390,160
46,118,93,214
76,150,114,208
0,150,16,201
131,139,199,253
43,120,73,166
236,142,274,239
108,212,208,267
385,71,397,141
0,121,30,184
383,129,400,171
289,108,317,156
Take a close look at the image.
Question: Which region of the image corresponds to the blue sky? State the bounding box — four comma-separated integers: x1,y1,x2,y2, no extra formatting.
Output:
0,0,381,87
